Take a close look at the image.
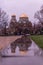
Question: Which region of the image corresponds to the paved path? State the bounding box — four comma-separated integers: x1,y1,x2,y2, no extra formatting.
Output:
0,36,21,49
0,56,43,65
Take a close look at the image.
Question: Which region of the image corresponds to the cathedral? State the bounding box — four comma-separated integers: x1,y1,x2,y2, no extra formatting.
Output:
0,13,32,35
8,13,32,35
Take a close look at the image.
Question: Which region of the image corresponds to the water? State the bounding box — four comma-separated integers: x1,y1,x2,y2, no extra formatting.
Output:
1,40,42,56
0,40,43,65
0,36,42,56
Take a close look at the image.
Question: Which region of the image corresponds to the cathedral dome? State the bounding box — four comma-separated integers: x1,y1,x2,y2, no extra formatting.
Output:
12,14,16,17
20,13,28,18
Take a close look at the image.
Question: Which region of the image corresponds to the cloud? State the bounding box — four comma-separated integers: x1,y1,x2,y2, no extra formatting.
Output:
0,0,43,23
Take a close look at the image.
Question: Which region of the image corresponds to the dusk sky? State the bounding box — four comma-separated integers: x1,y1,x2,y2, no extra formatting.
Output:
0,0,43,23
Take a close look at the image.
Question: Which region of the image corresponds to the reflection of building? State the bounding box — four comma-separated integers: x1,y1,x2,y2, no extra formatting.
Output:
11,35,31,53
1,35,32,56
19,43,28,51
20,51,27,55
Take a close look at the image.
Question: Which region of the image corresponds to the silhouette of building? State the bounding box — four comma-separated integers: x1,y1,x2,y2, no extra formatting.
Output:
9,14,17,35
1,14,32,35
18,13,32,34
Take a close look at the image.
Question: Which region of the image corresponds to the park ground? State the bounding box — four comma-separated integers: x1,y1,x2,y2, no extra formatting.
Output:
0,56,43,65
31,35,43,49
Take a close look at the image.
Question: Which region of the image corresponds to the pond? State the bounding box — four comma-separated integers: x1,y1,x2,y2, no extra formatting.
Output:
0,40,43,65
1,40,42,57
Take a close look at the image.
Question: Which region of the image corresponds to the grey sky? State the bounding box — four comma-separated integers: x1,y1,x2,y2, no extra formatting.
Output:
0,0,43,23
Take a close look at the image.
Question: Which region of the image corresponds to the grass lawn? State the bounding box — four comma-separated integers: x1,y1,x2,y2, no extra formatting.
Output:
31,35,43,49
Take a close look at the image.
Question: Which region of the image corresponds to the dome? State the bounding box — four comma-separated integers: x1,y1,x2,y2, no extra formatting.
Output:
20,13,28,18
12,14,16,17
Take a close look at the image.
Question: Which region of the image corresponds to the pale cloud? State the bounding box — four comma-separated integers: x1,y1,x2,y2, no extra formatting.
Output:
0,0,43,23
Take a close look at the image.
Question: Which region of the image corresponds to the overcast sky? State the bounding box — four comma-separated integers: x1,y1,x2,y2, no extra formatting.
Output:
0,0,43,23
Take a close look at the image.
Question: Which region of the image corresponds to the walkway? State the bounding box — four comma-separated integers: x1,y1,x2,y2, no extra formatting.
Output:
0,36,21,49
0,56,43,65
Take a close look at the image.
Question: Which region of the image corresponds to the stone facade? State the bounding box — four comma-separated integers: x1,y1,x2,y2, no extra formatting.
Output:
9,15,17,35
18,14,32,34
8,14,32,35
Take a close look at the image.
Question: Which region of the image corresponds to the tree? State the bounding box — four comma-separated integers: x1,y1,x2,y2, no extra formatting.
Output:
34,5,43,23
34,5,43,34
0,8,8,35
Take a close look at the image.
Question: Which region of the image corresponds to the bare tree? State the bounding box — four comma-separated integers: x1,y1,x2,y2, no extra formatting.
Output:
0,8,8,35
34,5,43,34
34,5,43,24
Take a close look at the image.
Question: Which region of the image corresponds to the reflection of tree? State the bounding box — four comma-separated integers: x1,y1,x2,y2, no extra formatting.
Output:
11,42,16,53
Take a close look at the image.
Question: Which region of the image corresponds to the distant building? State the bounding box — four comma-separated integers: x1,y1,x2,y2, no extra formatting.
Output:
18,13,32,34
19,13,29,23
0,14,32,35
9,14,17,35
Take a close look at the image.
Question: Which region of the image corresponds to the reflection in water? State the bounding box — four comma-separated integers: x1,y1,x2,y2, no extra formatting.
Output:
1,40,42,56
10,41,30,56
19,44,28,51
20,51,28,55
1,43,30,56
11,42,16,53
